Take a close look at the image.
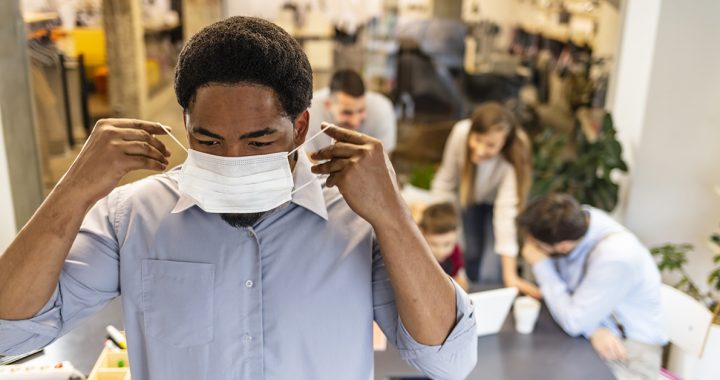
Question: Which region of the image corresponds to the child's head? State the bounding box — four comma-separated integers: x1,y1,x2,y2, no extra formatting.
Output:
419,202,460,262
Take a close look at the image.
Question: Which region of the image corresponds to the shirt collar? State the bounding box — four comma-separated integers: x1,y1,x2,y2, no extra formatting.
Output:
170,150,329,220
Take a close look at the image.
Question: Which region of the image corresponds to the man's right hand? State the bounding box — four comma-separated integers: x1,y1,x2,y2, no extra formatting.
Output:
60,119,172,206
0,119,172,320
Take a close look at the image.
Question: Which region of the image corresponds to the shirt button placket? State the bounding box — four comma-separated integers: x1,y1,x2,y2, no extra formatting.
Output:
244,226,262,377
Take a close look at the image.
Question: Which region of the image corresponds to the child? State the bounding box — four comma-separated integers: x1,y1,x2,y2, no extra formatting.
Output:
419,202,469,291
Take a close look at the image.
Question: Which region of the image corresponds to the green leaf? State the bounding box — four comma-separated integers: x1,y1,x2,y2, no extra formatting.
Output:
708,269,720,292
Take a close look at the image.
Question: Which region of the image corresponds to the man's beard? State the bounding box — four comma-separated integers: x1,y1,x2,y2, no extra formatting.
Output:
221,213,265,228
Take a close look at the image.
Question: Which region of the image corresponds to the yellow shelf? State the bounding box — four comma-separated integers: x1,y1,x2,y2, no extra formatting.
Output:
88,348,130,380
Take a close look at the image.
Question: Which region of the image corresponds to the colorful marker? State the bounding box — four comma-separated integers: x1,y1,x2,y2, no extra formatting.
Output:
105,325,127,349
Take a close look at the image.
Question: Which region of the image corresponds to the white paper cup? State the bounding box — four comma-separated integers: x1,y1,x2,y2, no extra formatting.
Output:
513,296,541,334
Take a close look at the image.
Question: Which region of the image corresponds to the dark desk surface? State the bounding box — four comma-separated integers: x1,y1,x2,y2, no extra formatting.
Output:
21,298,613,380
374,305,614,380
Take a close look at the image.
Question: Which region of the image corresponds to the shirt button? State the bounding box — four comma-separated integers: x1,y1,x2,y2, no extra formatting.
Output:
247,229,254,238
245,280,254,288
243,334,253,342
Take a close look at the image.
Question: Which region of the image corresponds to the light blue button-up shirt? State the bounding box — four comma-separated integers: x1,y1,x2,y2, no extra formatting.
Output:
0,153,477,380
533,206,668,345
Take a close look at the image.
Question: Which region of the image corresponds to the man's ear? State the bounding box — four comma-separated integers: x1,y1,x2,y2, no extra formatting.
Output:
293,110,310,146
557,241,577,254
324,98,333,111
182,109,190,139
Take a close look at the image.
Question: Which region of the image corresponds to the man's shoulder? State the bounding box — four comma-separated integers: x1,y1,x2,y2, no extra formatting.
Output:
365,91,392,105
365,91,395,119
109,169,181,213
450,119,472,136
591,230,647,269
310,88,330,108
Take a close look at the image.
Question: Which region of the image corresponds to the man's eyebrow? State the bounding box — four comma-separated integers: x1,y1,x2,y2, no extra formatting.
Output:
190,127,224,140
240,128,277,139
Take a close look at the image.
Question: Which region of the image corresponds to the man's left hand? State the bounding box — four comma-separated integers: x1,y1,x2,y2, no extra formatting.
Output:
521,236,550,266
590,327,627,362
310,123,403,226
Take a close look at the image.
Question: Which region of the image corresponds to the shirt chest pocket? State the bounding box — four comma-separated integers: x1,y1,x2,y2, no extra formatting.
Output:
141,259,215,347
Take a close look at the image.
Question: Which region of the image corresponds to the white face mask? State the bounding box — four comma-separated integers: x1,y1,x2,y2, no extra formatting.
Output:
158,123,328,214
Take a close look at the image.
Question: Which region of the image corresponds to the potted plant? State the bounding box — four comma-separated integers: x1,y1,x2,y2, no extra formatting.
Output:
651,242,720,321
652,227,720,379
530,111,628,211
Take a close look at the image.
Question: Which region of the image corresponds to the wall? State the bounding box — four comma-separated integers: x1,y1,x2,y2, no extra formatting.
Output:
0,106,17,251
593,1,621,59
224,0,284,20
463,0,518,48
614,0,720,286
0,0,44,234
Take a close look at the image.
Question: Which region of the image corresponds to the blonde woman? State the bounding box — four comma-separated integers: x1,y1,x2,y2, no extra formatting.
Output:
432,102,540,298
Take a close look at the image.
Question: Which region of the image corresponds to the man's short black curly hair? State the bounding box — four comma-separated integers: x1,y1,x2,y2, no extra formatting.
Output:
174,16,313,120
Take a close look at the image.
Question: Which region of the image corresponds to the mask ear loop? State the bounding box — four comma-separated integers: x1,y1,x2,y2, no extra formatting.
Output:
158,123,188,153
288,123,337,195
290,180,315,195
287,123,335,158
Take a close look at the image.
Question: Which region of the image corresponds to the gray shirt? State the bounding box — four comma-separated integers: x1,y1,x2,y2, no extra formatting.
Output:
306,88,397,153
0,152,477,380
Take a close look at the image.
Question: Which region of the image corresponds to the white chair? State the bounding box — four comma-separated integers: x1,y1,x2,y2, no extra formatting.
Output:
660,284,715,379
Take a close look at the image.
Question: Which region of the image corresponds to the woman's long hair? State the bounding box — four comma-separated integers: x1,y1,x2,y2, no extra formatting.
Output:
459,102,532,209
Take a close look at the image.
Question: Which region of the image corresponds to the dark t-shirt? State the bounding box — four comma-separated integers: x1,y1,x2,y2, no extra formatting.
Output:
439,244,465,277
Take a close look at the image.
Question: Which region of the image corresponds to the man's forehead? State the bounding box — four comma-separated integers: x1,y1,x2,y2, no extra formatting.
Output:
191,85,283,114
188,85,292,130
333,91,365,104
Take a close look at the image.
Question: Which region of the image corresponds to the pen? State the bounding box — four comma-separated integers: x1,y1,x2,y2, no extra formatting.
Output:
106,325,127,349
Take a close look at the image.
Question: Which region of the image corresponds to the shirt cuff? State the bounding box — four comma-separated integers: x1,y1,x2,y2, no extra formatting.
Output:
394,279,477,361
585,318,622,340
0,286,62,355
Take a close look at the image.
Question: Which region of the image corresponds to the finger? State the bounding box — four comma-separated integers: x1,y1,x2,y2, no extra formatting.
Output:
311,158,353,175
608,342,624,361
122,141,169,165
325,172,347,188
124,155,168,172
598,344,614,361
320,122,368,145
120,128,171,157
615,341,627,361
105,118,171,136
311,142,364,160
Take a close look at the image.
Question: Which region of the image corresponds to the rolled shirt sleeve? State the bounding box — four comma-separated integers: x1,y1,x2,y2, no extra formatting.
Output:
368,92,397,153
430,120,469,203
0,286,63,355
492,168,519,257
0,190,122,355
372,240,478,380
